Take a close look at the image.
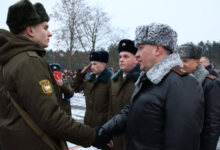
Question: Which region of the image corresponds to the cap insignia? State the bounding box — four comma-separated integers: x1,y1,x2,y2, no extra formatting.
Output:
122,43,126,46
179,50,184,54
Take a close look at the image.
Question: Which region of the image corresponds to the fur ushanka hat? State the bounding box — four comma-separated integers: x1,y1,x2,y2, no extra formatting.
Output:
6,0,50,34
89,51,109,63
118,39,138,55
176,43,203,59
135,23,178,52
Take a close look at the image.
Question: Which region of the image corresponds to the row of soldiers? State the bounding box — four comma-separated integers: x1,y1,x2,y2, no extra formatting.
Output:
0,0,220,150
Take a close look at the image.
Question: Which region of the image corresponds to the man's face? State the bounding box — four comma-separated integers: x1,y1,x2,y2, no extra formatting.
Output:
32,21,52,48
200,57,209,68
119,51,137,74
91,61,105,75
135,44,156,72
181,59,200,73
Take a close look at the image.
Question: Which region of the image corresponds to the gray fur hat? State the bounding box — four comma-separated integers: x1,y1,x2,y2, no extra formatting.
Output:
176,43,203,59
6,0,50,34
135,23,178,52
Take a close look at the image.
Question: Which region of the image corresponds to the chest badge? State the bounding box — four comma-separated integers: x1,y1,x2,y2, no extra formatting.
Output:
39,80,53,94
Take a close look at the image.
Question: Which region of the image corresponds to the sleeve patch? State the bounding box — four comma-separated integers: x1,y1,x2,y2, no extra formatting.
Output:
39,80,53,94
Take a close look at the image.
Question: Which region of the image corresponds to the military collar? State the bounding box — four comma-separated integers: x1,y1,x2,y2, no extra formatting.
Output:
135,53,183,85
111,64,141,82
193,63,209,84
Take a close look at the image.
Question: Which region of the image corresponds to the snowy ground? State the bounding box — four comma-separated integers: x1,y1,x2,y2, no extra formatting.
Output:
68,93,101,150
68,93,220,150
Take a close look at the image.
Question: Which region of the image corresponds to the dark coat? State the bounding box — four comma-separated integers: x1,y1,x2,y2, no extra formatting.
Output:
59,80,74,116
0,29,95,150
200,75,220,150
205,65,218,78
73,68,112,128
103,67,204,150
108,64,140,150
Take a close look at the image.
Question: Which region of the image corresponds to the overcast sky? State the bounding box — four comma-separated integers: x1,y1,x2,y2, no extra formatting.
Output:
1,0,220,50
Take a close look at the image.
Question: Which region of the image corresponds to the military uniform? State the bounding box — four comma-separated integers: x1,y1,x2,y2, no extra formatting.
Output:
0,29,95,150
107,39,141,150
73,67,112,128
108,64,140,150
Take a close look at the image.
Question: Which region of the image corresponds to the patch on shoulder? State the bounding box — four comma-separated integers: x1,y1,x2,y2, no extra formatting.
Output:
206,74,217,80
39,80,53,94
171,65,190,76
27,51,38,58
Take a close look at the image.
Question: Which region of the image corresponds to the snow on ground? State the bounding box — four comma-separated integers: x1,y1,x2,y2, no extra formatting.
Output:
68,93,89,149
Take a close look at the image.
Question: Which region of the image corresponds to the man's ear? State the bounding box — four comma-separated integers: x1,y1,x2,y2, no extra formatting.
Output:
102,63,106,68
196,59,200,67
155,45,163,56
25,26,34,37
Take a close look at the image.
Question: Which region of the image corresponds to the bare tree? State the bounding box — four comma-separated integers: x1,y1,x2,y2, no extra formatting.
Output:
76,6,112,51
51,0,91,68
109,27,130,45
51,0,129,69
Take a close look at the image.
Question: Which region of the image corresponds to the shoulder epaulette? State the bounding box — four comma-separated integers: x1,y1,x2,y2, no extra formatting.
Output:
206,74,217,80
27,51,39,58
171,65,190,76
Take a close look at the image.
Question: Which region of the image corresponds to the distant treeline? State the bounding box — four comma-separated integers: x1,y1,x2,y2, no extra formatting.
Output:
44,41,220,71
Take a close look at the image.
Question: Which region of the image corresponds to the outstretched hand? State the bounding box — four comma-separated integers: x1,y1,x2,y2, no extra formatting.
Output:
81,64,92,74
92,126,113,149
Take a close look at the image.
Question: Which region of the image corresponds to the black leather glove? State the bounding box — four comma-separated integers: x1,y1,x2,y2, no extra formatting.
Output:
92,126,113,148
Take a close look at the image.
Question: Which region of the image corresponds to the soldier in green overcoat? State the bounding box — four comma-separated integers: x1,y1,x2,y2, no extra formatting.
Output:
0,1,112,149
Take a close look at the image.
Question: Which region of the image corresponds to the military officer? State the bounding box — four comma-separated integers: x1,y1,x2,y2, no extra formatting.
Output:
177,43,220,150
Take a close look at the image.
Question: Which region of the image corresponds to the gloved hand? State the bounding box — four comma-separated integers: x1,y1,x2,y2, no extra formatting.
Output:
92,126,113,148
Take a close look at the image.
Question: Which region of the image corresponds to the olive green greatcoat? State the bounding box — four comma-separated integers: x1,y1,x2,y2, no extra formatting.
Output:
59,80,73,116
73,68,112,128
0,29,95,150
108,64,140,150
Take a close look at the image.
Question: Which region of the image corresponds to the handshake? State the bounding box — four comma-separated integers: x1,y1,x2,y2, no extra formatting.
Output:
92,126,113,149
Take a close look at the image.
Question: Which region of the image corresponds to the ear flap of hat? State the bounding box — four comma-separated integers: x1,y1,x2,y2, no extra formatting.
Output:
34,3,50,22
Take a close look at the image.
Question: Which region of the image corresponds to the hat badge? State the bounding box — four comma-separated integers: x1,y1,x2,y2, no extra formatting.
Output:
91,55,93,57
179,50,184,54
122,43,126,46
53,66,57,69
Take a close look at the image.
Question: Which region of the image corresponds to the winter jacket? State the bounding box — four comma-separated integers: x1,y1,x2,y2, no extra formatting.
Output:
192,64,220,150
73,68,112,128
0,29,95,150
102,54,204,150
108,64,140,150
